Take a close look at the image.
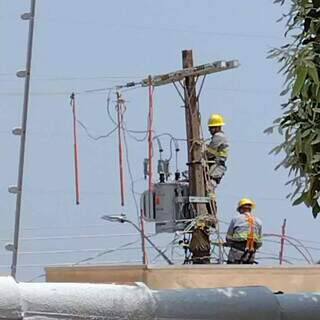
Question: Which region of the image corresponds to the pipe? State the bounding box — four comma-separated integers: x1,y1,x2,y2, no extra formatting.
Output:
277,292,320,320
154,286,281,320
0,277,320,319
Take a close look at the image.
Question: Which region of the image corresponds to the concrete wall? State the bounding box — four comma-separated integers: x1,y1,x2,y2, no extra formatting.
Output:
46,264,320,293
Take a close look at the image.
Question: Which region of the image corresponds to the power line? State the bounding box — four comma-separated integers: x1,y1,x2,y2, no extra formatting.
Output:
122,129,142,223
0,128,282,146
0,74,144,82
77,119,117,141
27,273,46,282
0,87,281,97
38,17,282,40
0,245,145,257
0,259,143,269
0,232,154,242
72,238,142,265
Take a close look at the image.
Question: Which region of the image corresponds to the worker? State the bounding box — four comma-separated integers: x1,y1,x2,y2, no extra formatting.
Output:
226,198,262,264
205,114,229,197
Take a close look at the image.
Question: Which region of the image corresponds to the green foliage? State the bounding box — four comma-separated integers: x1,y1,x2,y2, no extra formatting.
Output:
269,0,320,217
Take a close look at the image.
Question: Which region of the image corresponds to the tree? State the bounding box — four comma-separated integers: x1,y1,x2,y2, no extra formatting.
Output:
268,0,320,217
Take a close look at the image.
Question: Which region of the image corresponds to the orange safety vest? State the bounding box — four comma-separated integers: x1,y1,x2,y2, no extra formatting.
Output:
244,212,255,252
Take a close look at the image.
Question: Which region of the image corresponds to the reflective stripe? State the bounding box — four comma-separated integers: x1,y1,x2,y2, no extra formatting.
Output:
231,231,262,242
207,146,228,158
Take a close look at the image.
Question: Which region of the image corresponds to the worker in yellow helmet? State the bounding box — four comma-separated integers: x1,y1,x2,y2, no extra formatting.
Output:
206,114,229,197
226,198,262,264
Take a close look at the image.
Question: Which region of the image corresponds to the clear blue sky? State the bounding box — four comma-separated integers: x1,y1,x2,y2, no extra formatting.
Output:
1,0,319,281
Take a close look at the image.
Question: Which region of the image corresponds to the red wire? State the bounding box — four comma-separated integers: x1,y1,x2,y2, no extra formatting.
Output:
71,93,80,205
148,76,154,192
117,93,125,207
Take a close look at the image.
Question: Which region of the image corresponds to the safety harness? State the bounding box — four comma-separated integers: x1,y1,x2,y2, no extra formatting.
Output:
239,212,256,264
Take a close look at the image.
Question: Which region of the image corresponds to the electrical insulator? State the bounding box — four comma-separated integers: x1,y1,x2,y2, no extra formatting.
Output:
164,159,170,181
143,158,149,179
158,160,165,183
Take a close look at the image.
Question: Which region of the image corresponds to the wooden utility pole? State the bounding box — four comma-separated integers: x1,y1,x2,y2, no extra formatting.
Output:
182,50,210,264
182,50,207,216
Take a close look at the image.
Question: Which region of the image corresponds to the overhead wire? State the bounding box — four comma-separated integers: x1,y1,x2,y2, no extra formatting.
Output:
0,74,144,82
77,119,117,141
0,232,153,242
37,17,282,40
0,260,143,269
27,273,46,282
72,238,142,266
0,85,280,98
0,245,147,257
122,124,142,224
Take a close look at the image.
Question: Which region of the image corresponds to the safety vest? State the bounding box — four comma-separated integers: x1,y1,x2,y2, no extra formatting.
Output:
207,146,228,159
230,215,262,245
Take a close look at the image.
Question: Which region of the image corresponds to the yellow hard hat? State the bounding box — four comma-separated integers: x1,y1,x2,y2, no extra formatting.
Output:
237,198,256,210
208,114,225,127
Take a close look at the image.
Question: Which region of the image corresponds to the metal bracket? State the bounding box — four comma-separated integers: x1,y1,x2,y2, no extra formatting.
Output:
8,186,20,194
176,196,189,204
12,128,22,136
189,196,210,203
21,13,32,20
16,70,28,78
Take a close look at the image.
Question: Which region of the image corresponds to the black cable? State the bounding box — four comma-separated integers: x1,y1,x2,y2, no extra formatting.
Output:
122,129,141,223
77,119,117,141
73,239,141,266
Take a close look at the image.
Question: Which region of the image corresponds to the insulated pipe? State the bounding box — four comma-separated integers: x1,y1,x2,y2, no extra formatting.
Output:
0,277,154,320
154,286,281,320
277,292,320,320
0,277,320,320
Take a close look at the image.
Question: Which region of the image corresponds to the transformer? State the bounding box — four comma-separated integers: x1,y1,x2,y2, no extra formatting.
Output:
141,182,193,233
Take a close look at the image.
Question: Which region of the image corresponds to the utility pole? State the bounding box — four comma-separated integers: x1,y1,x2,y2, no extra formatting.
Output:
182,50,207,216
10,0,36,279
182,50,211,264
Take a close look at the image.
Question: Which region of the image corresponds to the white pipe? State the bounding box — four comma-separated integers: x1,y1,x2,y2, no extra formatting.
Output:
0,277,319,320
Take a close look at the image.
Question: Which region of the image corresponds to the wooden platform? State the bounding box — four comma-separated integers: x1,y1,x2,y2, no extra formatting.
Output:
46,264,320,293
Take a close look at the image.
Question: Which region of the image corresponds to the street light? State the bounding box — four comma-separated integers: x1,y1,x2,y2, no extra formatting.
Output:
101,214,173,265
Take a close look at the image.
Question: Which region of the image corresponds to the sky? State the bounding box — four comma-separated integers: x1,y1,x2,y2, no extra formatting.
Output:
1,0,320,281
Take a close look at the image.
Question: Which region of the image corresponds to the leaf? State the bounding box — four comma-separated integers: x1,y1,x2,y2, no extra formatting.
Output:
263,126,275,134
292,193,306,206
308,65,319,84
301,128,311,138
311,135,320,145
292,66,308,97
311,154,320,164
270,144,283,155
312,202,320,218
280,87,290,96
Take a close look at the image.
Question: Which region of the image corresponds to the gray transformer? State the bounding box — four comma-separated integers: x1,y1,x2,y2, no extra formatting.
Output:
141,182,192,233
